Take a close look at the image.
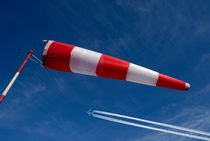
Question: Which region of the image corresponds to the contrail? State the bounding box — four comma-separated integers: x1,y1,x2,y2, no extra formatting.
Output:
89,110,210,141
92,110,210,137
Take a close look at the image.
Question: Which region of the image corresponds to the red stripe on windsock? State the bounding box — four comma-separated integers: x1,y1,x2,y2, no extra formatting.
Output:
156,74,189,91
43,42,75,72
96,55,129,80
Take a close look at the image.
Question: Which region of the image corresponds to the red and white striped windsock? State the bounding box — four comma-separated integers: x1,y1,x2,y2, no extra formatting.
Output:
42,40,190,91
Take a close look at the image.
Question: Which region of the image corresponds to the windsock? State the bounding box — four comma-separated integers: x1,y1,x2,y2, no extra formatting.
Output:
42,40,190,91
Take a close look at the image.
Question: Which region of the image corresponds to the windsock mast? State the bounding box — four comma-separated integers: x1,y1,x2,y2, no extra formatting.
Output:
0,50,33,103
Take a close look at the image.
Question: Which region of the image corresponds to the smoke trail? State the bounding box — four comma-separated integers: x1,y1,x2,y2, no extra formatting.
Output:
92,114,210,141
88,110,210,141
92,110,210,137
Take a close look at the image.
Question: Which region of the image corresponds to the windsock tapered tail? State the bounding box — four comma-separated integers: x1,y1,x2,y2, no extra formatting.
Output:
42,41,190,91
0,50,33,103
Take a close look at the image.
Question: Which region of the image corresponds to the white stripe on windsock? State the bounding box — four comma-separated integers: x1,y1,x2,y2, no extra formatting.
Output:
126,63,159,86
70,47,102,76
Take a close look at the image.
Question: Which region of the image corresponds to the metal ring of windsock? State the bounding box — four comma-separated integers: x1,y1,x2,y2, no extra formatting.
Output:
0,40,190,103
42,40,190,91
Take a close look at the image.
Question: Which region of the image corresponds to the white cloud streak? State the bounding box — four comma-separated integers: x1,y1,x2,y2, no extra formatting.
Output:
93,110,210,137
91,111,210,141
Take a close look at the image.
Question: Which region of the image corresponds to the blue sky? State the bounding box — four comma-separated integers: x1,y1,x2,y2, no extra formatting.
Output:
0,0,210,140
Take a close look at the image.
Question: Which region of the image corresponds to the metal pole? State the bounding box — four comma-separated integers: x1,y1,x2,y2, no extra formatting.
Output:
0,50,33,103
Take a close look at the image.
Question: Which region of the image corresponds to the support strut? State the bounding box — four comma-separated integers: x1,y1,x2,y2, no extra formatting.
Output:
0,50,33,103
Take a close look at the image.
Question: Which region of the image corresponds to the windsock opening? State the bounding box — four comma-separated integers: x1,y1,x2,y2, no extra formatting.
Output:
42,40,75,72
156,74,190,91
